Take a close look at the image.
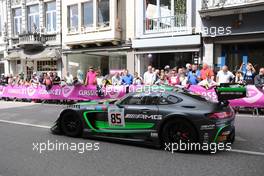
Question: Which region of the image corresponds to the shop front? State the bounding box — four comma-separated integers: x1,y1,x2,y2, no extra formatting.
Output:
65,49,128,78
220,41,264,71
201,10,264,70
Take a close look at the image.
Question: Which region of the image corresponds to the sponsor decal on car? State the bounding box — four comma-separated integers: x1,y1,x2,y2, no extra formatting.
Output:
125,114,162,120
200,124,216,130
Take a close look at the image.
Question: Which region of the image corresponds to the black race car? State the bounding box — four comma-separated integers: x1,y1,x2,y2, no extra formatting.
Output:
51,85,246,150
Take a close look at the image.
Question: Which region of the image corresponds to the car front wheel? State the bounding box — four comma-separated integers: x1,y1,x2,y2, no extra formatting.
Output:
61,111,83,137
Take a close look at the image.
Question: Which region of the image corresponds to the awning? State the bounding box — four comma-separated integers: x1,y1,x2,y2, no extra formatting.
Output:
6,48,61,61
6,51,21,60
132,35,201,49
21,48,61,60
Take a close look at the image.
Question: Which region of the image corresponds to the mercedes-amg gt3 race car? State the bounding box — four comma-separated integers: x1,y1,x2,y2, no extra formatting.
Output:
51,85,246,150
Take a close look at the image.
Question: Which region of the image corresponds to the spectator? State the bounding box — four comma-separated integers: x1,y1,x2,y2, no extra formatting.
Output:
154,69,160,83
8,74,15,86
0,74,6,85
96,70,104,87
155,73,168,85
216,65,235,85
144,65,155,85
112,72,122,86
133,72,143,85
235,70,244,84
49,72,54,81
43,74,53,90
168,69,180,86
85,66,97,86
30,73,39,86
53,72,61,85
64,72,74,85
24,77,31,87
187,64,201,85
178,68,188,86
121,69,133,85
200,63,214,81
186,63,192,74
77,70,84,84
242,63,256,85
254,68,264,90
198,73,217,89
39,73,45,84
73,77,82,86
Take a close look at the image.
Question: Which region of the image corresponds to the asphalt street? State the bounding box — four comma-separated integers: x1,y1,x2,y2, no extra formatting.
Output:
0,101,264,176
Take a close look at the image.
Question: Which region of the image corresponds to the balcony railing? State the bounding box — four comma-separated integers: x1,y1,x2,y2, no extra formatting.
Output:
16,33,57,48
144,15,187,34
202,0,264,10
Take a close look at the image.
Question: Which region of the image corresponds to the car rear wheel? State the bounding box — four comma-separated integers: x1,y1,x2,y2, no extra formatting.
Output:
161,118,198,152
61,111,83,137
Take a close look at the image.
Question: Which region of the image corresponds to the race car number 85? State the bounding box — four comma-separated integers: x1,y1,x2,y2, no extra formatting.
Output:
110,113,121,124
108,107,125,127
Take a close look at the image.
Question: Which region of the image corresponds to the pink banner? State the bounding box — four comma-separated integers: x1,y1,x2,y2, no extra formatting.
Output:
0,85,264,107
0,85,127,101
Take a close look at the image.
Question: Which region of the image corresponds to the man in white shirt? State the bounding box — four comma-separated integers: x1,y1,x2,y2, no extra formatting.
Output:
144,65,155,85
216,66,235,84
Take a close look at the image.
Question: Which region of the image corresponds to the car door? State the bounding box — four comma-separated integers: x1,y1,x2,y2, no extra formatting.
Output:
121,92,161,131
103,92,160,132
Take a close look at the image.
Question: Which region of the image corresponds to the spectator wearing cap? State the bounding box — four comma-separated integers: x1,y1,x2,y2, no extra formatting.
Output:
85,66,97,86
200,63,214,81
186,63,192,74
255,68,264,90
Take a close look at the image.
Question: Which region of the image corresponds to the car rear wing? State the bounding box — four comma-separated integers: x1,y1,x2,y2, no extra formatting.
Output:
215,83,247,104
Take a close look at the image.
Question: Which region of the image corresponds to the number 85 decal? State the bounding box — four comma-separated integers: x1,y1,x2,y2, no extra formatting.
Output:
110,113,122,124
108,107,125,127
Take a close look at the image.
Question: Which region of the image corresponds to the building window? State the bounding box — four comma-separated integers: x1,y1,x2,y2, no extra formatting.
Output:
144,0,186,32
82,1,94,28
27,5,39,33
46,1,56,33
97,0,110,27
37,61,57,72
13,8,22,36
68,4,78,32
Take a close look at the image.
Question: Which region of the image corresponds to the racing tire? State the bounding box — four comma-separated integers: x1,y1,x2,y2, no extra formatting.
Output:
61,111,83,137
161,118,198,152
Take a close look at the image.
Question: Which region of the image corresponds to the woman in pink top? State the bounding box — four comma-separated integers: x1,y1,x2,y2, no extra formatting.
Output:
85,66,97,86
168,69,180,86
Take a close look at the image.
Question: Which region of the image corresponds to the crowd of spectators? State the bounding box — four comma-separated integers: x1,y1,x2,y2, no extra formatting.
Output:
0,62,264,90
